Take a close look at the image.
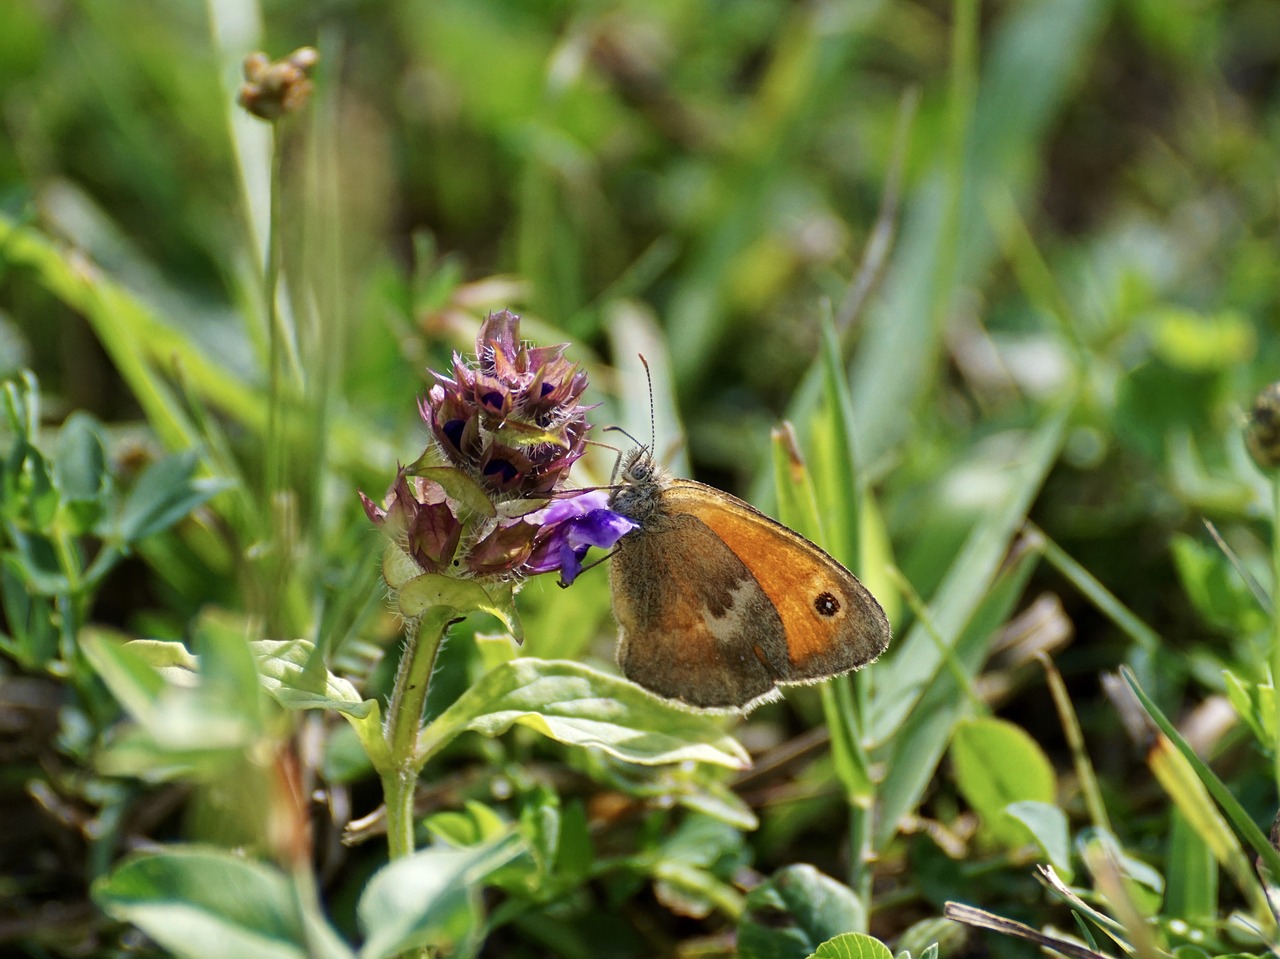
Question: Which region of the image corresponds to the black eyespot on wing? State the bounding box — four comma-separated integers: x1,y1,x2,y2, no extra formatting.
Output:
814,592,840,617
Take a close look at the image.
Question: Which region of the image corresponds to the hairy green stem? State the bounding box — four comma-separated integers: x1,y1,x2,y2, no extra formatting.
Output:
382,607,455,859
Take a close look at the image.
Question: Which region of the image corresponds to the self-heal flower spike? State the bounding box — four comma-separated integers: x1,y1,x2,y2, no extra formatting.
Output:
361,310,634,591
423,310,591,501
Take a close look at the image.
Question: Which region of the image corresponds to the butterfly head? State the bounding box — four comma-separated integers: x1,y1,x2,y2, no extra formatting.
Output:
608,446,665,523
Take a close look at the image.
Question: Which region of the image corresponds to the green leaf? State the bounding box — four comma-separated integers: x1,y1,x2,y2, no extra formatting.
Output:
809,932,894,959
1165,810,1217,924
415,658,750,770
676,775,760,831
1222,670,1273,747
125,639,199,681
8,441,58,528
0,553,58,667
53,411,108,533
81,629,166,722
812,313,863,571
93,846,354,959
652,814,749,919
249,639,386,771
1147,736,1269,921
356,835,522,959
518,785,561,885
1,371,39,441
951,717,1055,847
652,858,745,921
85,629,260,774
251,640,376,719
115,449,225,543
425,800,509,848
196,617,265,730
1171,534,1268,636
555,799,592,888
739,864,865,959
9,528,69,595
380,541,421,592
397,573,523,642
1005,800,1073,880
769,424,872,805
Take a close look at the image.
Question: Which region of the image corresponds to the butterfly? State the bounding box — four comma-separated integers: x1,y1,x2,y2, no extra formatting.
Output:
606,446,891,711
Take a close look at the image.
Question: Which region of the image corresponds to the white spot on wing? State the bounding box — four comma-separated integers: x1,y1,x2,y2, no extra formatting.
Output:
703,580,758,645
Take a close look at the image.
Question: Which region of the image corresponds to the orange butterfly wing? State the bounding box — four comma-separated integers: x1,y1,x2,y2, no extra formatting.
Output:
661,480,890,678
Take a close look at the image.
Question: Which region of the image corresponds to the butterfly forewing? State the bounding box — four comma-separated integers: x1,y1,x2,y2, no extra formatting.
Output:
663,481,891,679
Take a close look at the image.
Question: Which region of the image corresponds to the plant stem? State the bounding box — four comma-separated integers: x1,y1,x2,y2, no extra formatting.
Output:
1271,477,1280,798
381,607,455,860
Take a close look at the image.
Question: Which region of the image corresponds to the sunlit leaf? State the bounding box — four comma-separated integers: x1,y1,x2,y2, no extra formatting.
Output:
416,658,750,770
809,932,894,959
951,717,1056,847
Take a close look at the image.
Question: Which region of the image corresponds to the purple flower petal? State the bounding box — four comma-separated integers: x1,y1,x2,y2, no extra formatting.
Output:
526,490,610,526
524,493,639,584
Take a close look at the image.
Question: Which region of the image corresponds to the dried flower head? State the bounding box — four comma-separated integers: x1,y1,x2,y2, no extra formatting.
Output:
238,47,319,121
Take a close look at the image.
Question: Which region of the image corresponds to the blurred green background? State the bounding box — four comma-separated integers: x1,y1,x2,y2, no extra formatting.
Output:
4,0,1280,955
4,0,1277,653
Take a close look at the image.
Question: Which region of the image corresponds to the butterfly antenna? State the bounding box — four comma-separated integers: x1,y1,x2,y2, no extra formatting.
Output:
638,354,656,457
603,425,644,449
603,425,644,483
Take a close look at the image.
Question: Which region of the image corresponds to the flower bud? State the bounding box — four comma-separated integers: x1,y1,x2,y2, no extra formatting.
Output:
1246,382,1280,472
237,47,319,121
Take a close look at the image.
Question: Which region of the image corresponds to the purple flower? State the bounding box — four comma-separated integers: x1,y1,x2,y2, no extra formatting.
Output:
361,310,622,588
420,310,591,500
525,491,639,585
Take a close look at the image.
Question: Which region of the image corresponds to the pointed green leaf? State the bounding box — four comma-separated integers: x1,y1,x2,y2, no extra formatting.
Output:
1123,667,1280,885
53,411,108,532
